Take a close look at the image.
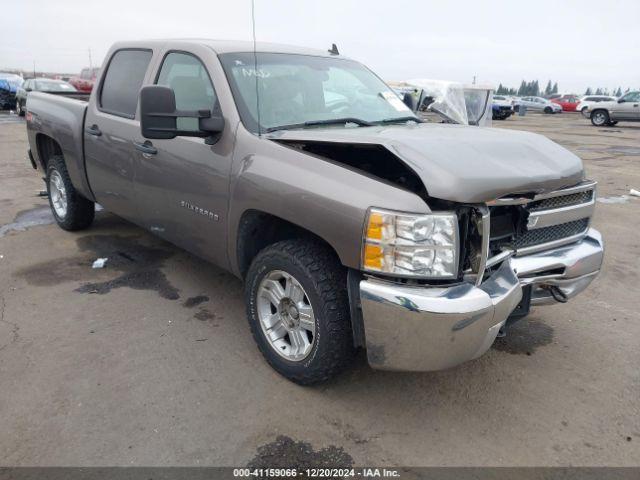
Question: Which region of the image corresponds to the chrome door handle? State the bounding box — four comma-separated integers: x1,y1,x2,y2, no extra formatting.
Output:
134,141,157,155
85,124,102,136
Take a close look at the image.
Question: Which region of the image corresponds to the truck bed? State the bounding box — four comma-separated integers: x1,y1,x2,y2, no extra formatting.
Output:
26,91,94,201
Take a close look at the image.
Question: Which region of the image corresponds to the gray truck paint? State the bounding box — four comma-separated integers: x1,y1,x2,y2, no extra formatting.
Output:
25,38,583,275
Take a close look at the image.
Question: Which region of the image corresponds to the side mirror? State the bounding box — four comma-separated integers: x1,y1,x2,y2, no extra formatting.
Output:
139,85,224,142
25,88,32,92
618,98,625,103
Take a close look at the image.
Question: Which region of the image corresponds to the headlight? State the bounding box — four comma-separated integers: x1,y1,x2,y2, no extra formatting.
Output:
362,208,459,279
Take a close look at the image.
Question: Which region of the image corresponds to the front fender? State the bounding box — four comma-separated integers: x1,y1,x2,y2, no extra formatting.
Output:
226,128,429,276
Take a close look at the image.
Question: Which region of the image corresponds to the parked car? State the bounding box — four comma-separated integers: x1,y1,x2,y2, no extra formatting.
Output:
0,73,24,110
15,78,77,116
590,91,640,126
576,95,618,117
551,95,580,112
69,67,99,93
25,39,603,384
515,96,562,114
492,95,514,120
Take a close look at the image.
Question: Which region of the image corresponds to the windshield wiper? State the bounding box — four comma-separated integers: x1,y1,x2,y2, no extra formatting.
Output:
376,116,423,124
265,117,373,133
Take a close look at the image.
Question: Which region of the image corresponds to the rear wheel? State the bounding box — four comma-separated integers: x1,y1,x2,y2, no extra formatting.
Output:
15,100,24,116
591,109,609,126
46,155,95,231
245,239,354,385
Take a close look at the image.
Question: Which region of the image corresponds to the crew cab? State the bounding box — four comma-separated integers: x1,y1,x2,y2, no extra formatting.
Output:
25,40,604,384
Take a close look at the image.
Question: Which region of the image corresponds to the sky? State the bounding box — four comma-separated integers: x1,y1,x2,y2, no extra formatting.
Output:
2,0,639,94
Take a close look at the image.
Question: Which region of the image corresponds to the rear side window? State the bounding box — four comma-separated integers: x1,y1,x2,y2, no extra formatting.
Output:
100,49,152,118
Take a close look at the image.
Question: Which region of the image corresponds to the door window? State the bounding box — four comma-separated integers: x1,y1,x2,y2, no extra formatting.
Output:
100,49,152,118
156,52,218,132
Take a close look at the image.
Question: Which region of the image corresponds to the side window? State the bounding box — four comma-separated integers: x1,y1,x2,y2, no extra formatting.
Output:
100,49,152,118
156,52,218,131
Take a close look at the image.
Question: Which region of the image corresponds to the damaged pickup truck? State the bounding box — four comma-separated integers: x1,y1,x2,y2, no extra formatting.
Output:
25,40,604,384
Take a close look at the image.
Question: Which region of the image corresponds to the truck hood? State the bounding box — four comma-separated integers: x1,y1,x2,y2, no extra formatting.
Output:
267,123,584,203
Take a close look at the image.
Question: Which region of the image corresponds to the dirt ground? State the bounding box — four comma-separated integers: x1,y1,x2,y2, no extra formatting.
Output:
0,110,638,467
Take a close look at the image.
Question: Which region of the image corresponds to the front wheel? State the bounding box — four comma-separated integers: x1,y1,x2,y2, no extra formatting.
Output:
591,109,610,126
544,106,552,114
245,239,354,385
16,100,24,116
46,155,95,231
581,107,590,118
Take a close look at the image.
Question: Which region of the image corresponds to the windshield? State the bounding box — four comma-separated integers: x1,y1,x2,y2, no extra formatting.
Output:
35,80,76,92
219,53,416,133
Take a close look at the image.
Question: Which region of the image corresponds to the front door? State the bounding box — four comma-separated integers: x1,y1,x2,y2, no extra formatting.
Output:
132,50,233,269
84,49,153,221
611,92,640,120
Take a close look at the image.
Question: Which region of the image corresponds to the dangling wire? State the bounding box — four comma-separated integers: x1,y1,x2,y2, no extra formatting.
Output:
251,0,262,137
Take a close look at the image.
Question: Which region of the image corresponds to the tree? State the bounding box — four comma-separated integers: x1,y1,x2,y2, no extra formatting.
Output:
584,87,592,95
552,82,558,94
518,80,526,96
615,87,622,97
545,80,552,95
595,87,603,95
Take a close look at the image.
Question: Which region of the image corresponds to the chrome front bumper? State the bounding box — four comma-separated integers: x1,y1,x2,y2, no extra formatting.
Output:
359,228,604,371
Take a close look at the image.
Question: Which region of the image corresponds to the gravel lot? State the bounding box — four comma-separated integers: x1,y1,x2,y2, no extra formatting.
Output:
0,110,638,467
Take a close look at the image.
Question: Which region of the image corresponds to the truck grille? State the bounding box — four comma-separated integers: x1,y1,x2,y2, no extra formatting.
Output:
527,190,593,212
488,181,596,255
513,218,589,249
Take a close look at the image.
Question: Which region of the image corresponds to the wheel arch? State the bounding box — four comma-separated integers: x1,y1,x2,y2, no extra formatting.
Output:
235,209,344,279
35,133,63,170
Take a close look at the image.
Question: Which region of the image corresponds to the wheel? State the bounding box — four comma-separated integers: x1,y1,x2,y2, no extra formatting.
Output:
46,155,95,231
514,105,520,113
544,106,552,114
591,109,609,126
581,107,590,118
245,239,354,385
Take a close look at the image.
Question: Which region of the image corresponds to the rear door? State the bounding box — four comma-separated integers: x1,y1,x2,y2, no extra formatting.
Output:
84,48,154,221
132,46,234,268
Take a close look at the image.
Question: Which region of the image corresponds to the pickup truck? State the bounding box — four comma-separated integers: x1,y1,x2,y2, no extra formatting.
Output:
25,39,604,384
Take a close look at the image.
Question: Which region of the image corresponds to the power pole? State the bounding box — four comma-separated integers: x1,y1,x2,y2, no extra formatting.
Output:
33,60,36,78
472,75,476,85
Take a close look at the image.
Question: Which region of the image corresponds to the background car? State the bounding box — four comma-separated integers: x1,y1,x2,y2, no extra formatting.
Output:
68,67,99,93
0,73,24,110
551,94,580,112
515,96,562,114
590,91,640,126
15,78,77,116
492,95,514,120
576,95,618,117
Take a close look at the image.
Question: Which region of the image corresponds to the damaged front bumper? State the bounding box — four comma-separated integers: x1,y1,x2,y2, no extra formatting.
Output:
359,228,604,371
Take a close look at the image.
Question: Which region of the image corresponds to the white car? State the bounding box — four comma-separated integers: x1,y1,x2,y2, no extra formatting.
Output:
576,95,617,117
515,96,562,114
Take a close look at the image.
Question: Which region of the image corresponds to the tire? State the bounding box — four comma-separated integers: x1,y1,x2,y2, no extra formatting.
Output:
581,107,590,118
46,155,95,231
591,109,609,126
544,106,552,114
245,239,354,385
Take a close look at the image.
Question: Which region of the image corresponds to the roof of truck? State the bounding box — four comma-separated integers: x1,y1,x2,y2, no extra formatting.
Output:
111,39,341,58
